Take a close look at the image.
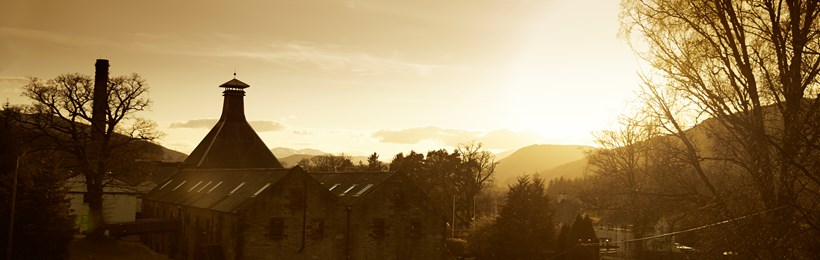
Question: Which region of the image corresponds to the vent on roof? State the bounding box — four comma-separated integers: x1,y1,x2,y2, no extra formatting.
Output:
353,184,374,197
172,180,188,191
251,183,272,198
229,182,246,195
158,179,173,190
208,181,223,193
328,184,340,191
339,184,358,196
188,181,204,192
197,181,214,193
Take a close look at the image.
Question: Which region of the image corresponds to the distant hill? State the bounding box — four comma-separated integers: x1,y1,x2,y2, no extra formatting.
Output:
494,148,519,161
273,148,368,168
271,147,327,158
278,154,315,168
540,157,589,181
493,144,592,185
158,146,187,162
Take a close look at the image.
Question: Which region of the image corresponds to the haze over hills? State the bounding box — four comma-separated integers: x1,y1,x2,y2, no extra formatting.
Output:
493,144,592,186
158,146,188,162
270,147,327,158
271,147,369,168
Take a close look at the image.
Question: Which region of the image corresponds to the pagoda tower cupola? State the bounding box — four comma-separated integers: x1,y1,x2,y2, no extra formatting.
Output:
181,77,283,169
219,78,250,121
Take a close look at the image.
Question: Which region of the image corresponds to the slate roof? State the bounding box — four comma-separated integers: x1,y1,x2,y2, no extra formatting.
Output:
310,172,395,205
181,78,283,169
145,168,294,213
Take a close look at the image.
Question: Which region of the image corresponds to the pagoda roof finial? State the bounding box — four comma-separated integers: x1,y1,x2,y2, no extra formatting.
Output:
219,78,250,90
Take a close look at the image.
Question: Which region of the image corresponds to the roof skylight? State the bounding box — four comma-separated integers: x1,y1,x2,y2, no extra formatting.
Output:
207,181,223,193
197,181,213,192
328,184,340,191
229,182,246,195
353,184,374,197
158,179,173,190
339,184,358,196
251,183,272,197
172,180,187,191
188,181,204,192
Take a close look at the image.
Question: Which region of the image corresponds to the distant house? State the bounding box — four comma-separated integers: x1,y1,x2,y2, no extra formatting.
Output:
66,176,155,232
141,78,446,260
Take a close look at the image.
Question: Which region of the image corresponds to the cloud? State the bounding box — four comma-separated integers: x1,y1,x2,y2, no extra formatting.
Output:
169,119,218,129
1,27,460,77
372,126,543,150
248,120,287,132
372,126,478,146
0,76,28,92
0,76,28,85
170,119,286,132
220,42,452,77
0,27,118,49
293,130,313,135
480,129,544,149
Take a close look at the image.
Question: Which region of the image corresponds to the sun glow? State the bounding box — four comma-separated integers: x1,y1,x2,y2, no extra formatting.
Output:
498,1,640,146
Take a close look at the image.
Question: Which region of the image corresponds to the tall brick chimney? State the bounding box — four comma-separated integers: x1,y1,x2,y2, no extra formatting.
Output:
92,59,109,135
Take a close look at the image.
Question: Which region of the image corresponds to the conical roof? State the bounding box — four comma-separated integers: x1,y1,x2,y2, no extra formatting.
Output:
182,78,283,169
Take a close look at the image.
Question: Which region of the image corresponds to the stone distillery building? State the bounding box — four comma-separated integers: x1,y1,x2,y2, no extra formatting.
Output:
141,78,447,260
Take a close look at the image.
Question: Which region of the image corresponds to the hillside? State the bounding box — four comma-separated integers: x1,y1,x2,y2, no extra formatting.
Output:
493,144,591,185
540,157,589,180
157,146,187,162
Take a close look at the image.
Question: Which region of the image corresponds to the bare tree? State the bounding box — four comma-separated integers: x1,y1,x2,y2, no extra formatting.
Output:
301,154,355,172
454,142,498,228
622,0,820,257
20,72,159,239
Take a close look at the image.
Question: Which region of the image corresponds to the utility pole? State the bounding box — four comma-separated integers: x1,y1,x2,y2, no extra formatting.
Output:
452,195,456,238
7,154,22,260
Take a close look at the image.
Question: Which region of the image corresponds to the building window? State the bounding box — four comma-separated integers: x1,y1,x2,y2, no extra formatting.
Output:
371,219,387,240
267,218,285,240
310,219,325,239
409,221,423,239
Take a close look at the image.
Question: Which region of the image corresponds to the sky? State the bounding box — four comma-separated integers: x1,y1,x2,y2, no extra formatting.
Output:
1,0,643,158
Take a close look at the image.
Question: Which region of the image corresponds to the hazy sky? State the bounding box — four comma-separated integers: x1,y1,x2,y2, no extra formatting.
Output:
1,0,642,157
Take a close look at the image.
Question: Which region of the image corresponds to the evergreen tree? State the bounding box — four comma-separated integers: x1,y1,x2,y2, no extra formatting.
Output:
490,175,555,259
564,214,599,260
365,152,385,171
0,106,75,259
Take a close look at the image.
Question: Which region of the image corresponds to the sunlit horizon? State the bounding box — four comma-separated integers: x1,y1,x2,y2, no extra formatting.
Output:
1,0,642,157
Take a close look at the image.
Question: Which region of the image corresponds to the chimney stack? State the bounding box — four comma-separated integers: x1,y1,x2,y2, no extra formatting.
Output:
92,59,109,135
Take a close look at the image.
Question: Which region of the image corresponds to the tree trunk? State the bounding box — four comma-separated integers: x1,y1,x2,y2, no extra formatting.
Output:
84,172,106,240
